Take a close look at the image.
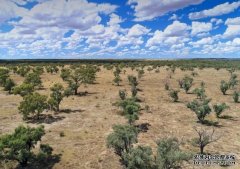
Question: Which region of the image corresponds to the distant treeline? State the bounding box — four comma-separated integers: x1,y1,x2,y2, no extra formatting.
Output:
0,59,240,69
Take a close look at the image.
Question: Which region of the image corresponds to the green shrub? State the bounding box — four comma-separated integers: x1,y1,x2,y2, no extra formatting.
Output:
169,89,179,102
213,103,229,118
187,98,212,123
220,80,229,95
107,124,138,157
0,125,46,167
3,78,15,94
18,93,48,120
233,91,239,103
119,90,127,100
193,87,206,100
182,75,193,93
156,137,191,169
13,83,34,97
122,146,154,169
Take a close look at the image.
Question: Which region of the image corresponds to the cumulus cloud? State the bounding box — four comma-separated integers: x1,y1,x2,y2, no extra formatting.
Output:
127,0,204,21
0,0,27,23
223,17,240,38
191,22,212,35
189,1,240,20
146,21,190,47
127,24,150,37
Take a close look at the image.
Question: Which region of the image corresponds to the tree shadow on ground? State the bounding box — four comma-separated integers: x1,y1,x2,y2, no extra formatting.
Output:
26,114,65,124
201,120,223,127
17,154,62,169
77,91,98,96
219,115,237,121
135,123,151,133
59,108,84,114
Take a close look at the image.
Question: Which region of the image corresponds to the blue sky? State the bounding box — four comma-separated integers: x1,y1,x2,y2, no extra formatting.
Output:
0,0,240,59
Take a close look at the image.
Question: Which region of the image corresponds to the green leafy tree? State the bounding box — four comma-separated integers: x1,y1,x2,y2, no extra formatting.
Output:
48,83,66,112
193,87,206,100
233,91,239,103
61,67,96,95
16,66,31,77
24,72,42,89
18,93,48,120
0,68,9,86
156,137,191,169
122,146,154,169
137,69,145,79
228,74,238,89
213,103,229,118
119,90,127,100
107,124,138,157
220,80,229,95
182,75,193,93
46,65,59,74
187,98,212,123
131,85,138,98
0,125,45,167
33,66,44,75
128,75,138,87
169,89,179,102
3,78,15,94
13,83,34,97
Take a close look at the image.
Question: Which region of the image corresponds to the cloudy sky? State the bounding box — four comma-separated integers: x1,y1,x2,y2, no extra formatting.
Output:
0,0,240,59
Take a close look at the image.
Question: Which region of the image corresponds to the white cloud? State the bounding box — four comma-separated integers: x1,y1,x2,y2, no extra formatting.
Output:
189,1,240,20
127,24,150,37
189,37,213,47
0,0,27,23
191,22,212,35
127,0,204,21
223,17,240,38
210,18,223,25
146,21,190,47
225,17,240,25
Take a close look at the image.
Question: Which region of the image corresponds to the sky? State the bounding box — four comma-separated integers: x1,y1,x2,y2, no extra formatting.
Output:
0,0,240,59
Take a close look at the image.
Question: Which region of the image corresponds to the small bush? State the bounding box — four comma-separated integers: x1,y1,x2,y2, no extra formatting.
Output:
220,80,229,95
156,137,191,169
119,90,127,100
182,75,193,93
169,89,179,102
233,91,239,103
187,98,212,123
213,103,229,118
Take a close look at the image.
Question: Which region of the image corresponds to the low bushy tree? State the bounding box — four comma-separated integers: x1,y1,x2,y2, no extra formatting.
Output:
0,68,9,86
192,127,220,154
193,87,206,100
220,80,229,95
18,93,48,120
13,83,34,97
48,83,67,112
3,78,15,94
169,89,179,102
119,90,127,100
213,103,229,118
182,75,193,93
16,66,31,77
0,125,46,167
122,146,154,169
156,137,191,169
24,72,42,89
187,98,212,123
107,124,138,157
233,91,239,103
229,74,238,89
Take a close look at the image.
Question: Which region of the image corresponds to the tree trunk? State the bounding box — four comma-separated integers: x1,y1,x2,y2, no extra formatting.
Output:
200,145,204,154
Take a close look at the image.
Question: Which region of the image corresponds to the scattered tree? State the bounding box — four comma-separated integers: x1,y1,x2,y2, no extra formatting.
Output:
119,90,127,100
122,146,154,169
192,127,220,154
220,80,229,95
0,125,46,167
182,75,193,93
233,91,239,103
169,89,179,102
18,93,48,120
13,83,34,97
107,124,138,157
156,137,191,169
187,98,212,124
3,78,15,94
213,103,229,118
24,72,42,89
